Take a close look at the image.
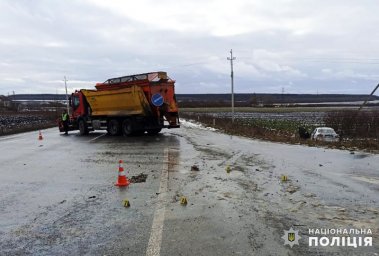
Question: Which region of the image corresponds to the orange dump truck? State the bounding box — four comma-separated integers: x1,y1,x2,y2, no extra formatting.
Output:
59,71,180,135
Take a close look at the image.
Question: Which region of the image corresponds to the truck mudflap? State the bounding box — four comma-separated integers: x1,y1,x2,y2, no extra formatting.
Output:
162,110,180,128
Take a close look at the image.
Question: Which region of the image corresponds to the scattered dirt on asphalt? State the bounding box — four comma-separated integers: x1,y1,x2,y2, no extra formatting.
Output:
130,173,148,183
191,165,200,171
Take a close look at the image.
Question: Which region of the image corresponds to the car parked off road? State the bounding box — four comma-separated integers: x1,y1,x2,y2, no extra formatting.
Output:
311,127,339,142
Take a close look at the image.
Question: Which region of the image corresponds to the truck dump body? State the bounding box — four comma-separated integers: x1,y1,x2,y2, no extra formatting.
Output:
59,71,180,136
92,71,180,128
81,85,151,117
95,71,179,119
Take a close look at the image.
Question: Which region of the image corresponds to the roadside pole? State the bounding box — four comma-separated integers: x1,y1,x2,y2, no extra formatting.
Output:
358,83,379,111
64,76,69,114
227,49,236,123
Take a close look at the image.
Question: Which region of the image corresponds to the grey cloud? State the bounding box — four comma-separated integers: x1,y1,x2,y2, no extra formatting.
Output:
0,0,378,95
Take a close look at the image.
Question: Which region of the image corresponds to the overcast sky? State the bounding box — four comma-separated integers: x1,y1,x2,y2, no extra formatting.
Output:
1,0,379,95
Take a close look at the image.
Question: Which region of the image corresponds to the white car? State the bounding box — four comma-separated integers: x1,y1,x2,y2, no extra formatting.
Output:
311,127,339,142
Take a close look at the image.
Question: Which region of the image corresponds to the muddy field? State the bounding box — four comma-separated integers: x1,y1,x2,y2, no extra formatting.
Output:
0,112,57,135
191,111,326,126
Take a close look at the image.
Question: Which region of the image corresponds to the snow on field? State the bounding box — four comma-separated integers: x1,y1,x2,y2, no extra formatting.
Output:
179,118,217,131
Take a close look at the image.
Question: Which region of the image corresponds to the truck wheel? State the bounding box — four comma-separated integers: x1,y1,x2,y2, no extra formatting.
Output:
147,128,161,135
108,119,121,136
79,119,89,135
122,119,133,136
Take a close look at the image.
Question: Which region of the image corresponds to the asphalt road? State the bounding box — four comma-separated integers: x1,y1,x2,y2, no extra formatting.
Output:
0,121,378,255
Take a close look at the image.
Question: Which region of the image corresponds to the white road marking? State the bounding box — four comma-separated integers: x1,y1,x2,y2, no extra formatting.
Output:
87,133,107,142
146,148,169,256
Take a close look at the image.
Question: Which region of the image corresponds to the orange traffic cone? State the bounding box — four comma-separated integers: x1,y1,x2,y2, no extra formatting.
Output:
115,160,130,187
38,131,43,140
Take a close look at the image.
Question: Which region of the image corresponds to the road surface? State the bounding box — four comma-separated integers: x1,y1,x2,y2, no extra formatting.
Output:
0,121,378,255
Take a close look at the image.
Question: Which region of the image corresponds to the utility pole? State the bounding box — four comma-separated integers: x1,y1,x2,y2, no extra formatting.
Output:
55,88,58,118
227,49,236,122
63,76,69,114
358,83,379,111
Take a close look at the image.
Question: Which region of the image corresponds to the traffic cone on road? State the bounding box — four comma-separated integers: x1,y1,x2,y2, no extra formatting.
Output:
38,131,43,140
115,160,130,187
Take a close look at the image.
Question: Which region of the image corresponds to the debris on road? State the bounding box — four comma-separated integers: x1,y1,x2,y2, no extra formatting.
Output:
281,175,288,182
290,201,306,212
180,196,188,205
172,193,180,203
123,199,130,207
191,165,200,171
130,173,148,183
304,193,316,198
226,165,231,173
286,185,299,194
214,177,227,182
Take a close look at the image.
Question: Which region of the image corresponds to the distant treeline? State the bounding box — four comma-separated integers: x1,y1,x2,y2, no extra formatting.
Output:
179,93,379,107
5,93,379,107
7,94,65,101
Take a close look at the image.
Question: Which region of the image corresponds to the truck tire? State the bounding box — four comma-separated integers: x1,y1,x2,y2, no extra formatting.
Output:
79,119,89,135
122,119,133,136
147,128,161,135
108,119,121,136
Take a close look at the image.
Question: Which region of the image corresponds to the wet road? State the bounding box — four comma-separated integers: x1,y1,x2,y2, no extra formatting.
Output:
0,122,378,255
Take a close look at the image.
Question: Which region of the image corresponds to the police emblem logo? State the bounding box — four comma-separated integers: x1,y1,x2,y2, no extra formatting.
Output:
282,227,301,248
288,232,295,242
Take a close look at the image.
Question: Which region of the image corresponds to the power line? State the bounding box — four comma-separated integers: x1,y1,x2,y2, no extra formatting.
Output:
163,57,379,71
237,56,379,64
